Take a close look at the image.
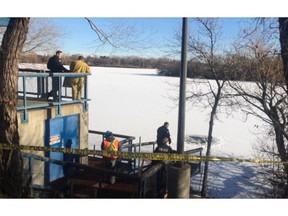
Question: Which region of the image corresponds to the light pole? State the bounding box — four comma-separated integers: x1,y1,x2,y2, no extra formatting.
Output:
177,17,188,155
167,17,191,198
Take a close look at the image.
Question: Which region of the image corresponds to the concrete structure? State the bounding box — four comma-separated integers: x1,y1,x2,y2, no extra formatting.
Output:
18,102,89,186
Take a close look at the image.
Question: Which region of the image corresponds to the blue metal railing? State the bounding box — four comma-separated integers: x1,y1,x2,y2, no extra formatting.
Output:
17,70,91,122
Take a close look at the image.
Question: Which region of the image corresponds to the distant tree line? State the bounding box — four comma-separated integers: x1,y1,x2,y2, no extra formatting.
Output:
18,52,197,79
19,52,182,73
19,52,281,82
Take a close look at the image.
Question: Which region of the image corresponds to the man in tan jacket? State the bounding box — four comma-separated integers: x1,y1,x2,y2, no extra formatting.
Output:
70,56,91,100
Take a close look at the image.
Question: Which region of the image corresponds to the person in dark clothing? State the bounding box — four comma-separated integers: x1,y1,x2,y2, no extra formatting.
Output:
154,137,175,155
153,137,176,197
47,50,69,100
156,122,171,147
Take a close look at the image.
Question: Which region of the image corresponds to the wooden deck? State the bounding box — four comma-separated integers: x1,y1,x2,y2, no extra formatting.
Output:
50,157,155,198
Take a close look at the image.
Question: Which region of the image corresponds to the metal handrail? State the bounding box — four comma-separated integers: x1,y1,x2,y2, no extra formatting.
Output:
88,130,135,141
17,70,91,122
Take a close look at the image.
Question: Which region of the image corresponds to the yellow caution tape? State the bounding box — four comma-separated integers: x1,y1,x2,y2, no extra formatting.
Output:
0,143,287,164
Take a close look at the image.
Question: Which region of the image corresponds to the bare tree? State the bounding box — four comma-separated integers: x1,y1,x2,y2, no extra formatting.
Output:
22,18,63,53
0,18,30,197
85,17,157,57
229,18,288,197
182,18,234,197
167,18,235,197
279,18,288,92
2,18,62,54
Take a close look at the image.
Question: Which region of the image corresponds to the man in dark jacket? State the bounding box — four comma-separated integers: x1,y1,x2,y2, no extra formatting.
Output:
156,122,171,147
47,50,69,100
154,137,174,154
153,137,176,197
153,137,176,165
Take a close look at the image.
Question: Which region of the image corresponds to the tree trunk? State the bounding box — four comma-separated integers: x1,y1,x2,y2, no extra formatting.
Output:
201,91,220,197
279,18,288,92
270,106,288,197
0,18,30,197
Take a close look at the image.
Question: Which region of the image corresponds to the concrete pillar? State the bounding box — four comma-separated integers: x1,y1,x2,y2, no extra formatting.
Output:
167,163,191,198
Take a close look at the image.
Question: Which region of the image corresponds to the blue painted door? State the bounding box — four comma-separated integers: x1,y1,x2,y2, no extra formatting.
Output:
45,114,79,183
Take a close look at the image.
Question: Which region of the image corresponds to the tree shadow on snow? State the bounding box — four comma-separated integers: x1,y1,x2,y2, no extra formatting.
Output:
207,162,264,198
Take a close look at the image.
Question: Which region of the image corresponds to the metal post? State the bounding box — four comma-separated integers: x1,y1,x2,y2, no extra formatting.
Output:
37,73,41,98
129,139,133,172
58,75,62,102
138,137,141,169
56,75,62,116
167,18,191,198
177,17,188,155
84,76,88,111
41,70,45,98
22,76,28,122
45,70,49,95
29,157,33,196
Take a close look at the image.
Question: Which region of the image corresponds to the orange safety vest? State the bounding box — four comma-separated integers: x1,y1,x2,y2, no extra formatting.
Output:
102,139,120,158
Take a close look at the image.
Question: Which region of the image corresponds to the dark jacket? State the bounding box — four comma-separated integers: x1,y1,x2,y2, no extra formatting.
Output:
47,55,69,72
152,144,176,165
154,145,174,154
156,126,171,146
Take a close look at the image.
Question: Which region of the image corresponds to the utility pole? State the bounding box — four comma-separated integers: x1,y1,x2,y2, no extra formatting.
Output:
167,18,191,198
177,17,188,155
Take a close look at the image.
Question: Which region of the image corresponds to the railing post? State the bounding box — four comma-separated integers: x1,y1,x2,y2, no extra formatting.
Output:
37,73,41,98
56,75,62,116
37,70,45,99
128,139,133,172
28,157,33,195
84,75,88,111
45,70,49,95
138,137,141,169
21,76,29,123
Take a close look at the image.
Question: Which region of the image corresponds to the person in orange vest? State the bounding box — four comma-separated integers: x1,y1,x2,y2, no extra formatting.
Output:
101,131,120,184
